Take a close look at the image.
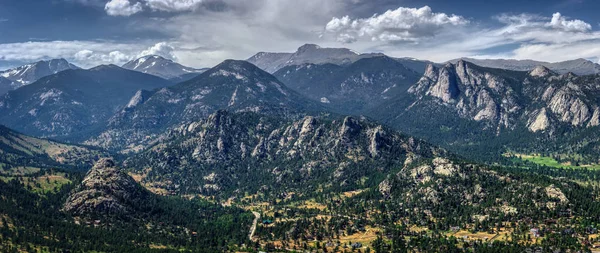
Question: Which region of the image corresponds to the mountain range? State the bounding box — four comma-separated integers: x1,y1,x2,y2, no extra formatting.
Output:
274,55,421,114
247,44,433,75
2,44,600,251
0,65,172,141
449,57,600,76
88,59,324,151
0,59,79,95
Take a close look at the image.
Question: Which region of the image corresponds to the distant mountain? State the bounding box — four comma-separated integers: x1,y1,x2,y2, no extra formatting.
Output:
248,44,433,74
0,125,105,170
87,59,324,151
0,59,79,88
122,55,207,81
450,58,600,76
274,55,421,114
247,44,359,73
0,65,172,141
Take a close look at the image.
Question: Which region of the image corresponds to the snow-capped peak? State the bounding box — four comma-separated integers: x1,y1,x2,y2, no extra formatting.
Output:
123,55,205,80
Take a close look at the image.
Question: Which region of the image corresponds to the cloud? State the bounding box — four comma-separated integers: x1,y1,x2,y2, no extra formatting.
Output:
145,0,205,12
101,0,207,16
105,0,143,16
8,2,600,68
318,7,600,63
137,42,177,59
548,12,591,32
75,50,133,65
139,0,353,67
325,6,468,43
0,40,160,69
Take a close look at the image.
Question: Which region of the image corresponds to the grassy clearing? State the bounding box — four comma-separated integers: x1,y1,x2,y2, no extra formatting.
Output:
452,230,507,242
293,199,328,211
0,173,71,193
505,153,600,170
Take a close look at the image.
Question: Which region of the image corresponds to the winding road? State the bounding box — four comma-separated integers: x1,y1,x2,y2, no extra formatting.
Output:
249,211,260,241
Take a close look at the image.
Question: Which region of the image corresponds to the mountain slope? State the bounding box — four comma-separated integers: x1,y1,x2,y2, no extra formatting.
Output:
0,76,13,96
124,110,447,196
274,55,421,114
0,125,105,171
87,60,324,151
0,65,172,141
121,110,599,250
371,60,600,161
122,55,207,81
0,59,79,87
0,158,253,252
450,58,600,76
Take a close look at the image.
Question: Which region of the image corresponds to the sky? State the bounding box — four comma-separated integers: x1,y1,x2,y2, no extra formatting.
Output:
1,0,600,70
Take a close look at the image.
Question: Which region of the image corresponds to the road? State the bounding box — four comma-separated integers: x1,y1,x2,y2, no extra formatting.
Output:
249,211,260,241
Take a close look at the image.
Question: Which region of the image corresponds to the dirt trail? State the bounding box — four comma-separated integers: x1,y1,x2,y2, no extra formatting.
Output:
249,211,260,241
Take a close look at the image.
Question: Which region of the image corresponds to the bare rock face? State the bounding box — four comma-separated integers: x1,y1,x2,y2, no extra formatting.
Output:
407,59,600,135
409,61,520,128
432,157,458,176
529,66,555,78
545,185,568,203
378,178,393,198
547,85,591,126
427,63,460,103
588,107,600,127
528,108,550,132
63,158,149,217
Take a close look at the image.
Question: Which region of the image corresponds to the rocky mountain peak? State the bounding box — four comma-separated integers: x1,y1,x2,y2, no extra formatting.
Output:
0,58,79,88
126,90,153,109
63,158,149,217
339,116,362,137
428,63,460,103
529,65,555,77
123,55,204,80
423,64,438,80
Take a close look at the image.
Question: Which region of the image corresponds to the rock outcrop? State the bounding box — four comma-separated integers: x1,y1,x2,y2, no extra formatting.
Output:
529,66,555,78
408,61,520,129
125,111,446,196
63,158,149,217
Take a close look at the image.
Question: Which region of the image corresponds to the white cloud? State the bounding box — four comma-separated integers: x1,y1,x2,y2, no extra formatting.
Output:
145,0,204,12
6,3,600,68
0,40,162,69
318,8,600,63
138,42,177,59
75,50,134,65
140,0,352,67
105,0,143,16
325,6,468,43
548,12,591,32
